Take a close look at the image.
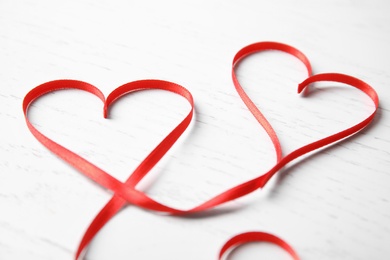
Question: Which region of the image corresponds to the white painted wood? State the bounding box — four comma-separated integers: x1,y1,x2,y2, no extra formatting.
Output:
1,0,389,259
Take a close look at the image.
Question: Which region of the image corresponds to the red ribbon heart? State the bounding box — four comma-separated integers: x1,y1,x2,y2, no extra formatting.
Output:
220,42,379,259
23,42,379,259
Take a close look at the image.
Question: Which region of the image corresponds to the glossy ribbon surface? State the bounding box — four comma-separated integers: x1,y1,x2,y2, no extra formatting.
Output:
23,42,379,259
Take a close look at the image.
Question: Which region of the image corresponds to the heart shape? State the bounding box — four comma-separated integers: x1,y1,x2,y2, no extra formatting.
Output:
23,42,379,260
23,79,195,211
217,43,378,260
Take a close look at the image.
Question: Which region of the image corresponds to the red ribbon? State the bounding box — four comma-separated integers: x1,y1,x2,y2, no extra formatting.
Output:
23,42,379,259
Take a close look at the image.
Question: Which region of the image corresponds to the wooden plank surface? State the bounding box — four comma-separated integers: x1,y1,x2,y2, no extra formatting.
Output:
1,0,389,259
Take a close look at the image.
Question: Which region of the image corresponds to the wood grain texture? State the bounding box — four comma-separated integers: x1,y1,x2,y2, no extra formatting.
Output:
1,0,389,259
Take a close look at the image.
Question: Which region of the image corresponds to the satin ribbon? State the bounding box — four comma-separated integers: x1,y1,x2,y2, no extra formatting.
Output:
23,42,379,259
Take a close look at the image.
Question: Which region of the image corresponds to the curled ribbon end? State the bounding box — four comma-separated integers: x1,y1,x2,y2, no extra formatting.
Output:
103,104,108,119
297,83,306,94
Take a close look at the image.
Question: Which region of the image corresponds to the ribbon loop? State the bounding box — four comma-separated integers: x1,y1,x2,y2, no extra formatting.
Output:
219,232,299,260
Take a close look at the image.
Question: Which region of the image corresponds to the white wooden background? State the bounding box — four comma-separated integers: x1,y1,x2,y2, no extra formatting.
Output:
1,0,389,259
